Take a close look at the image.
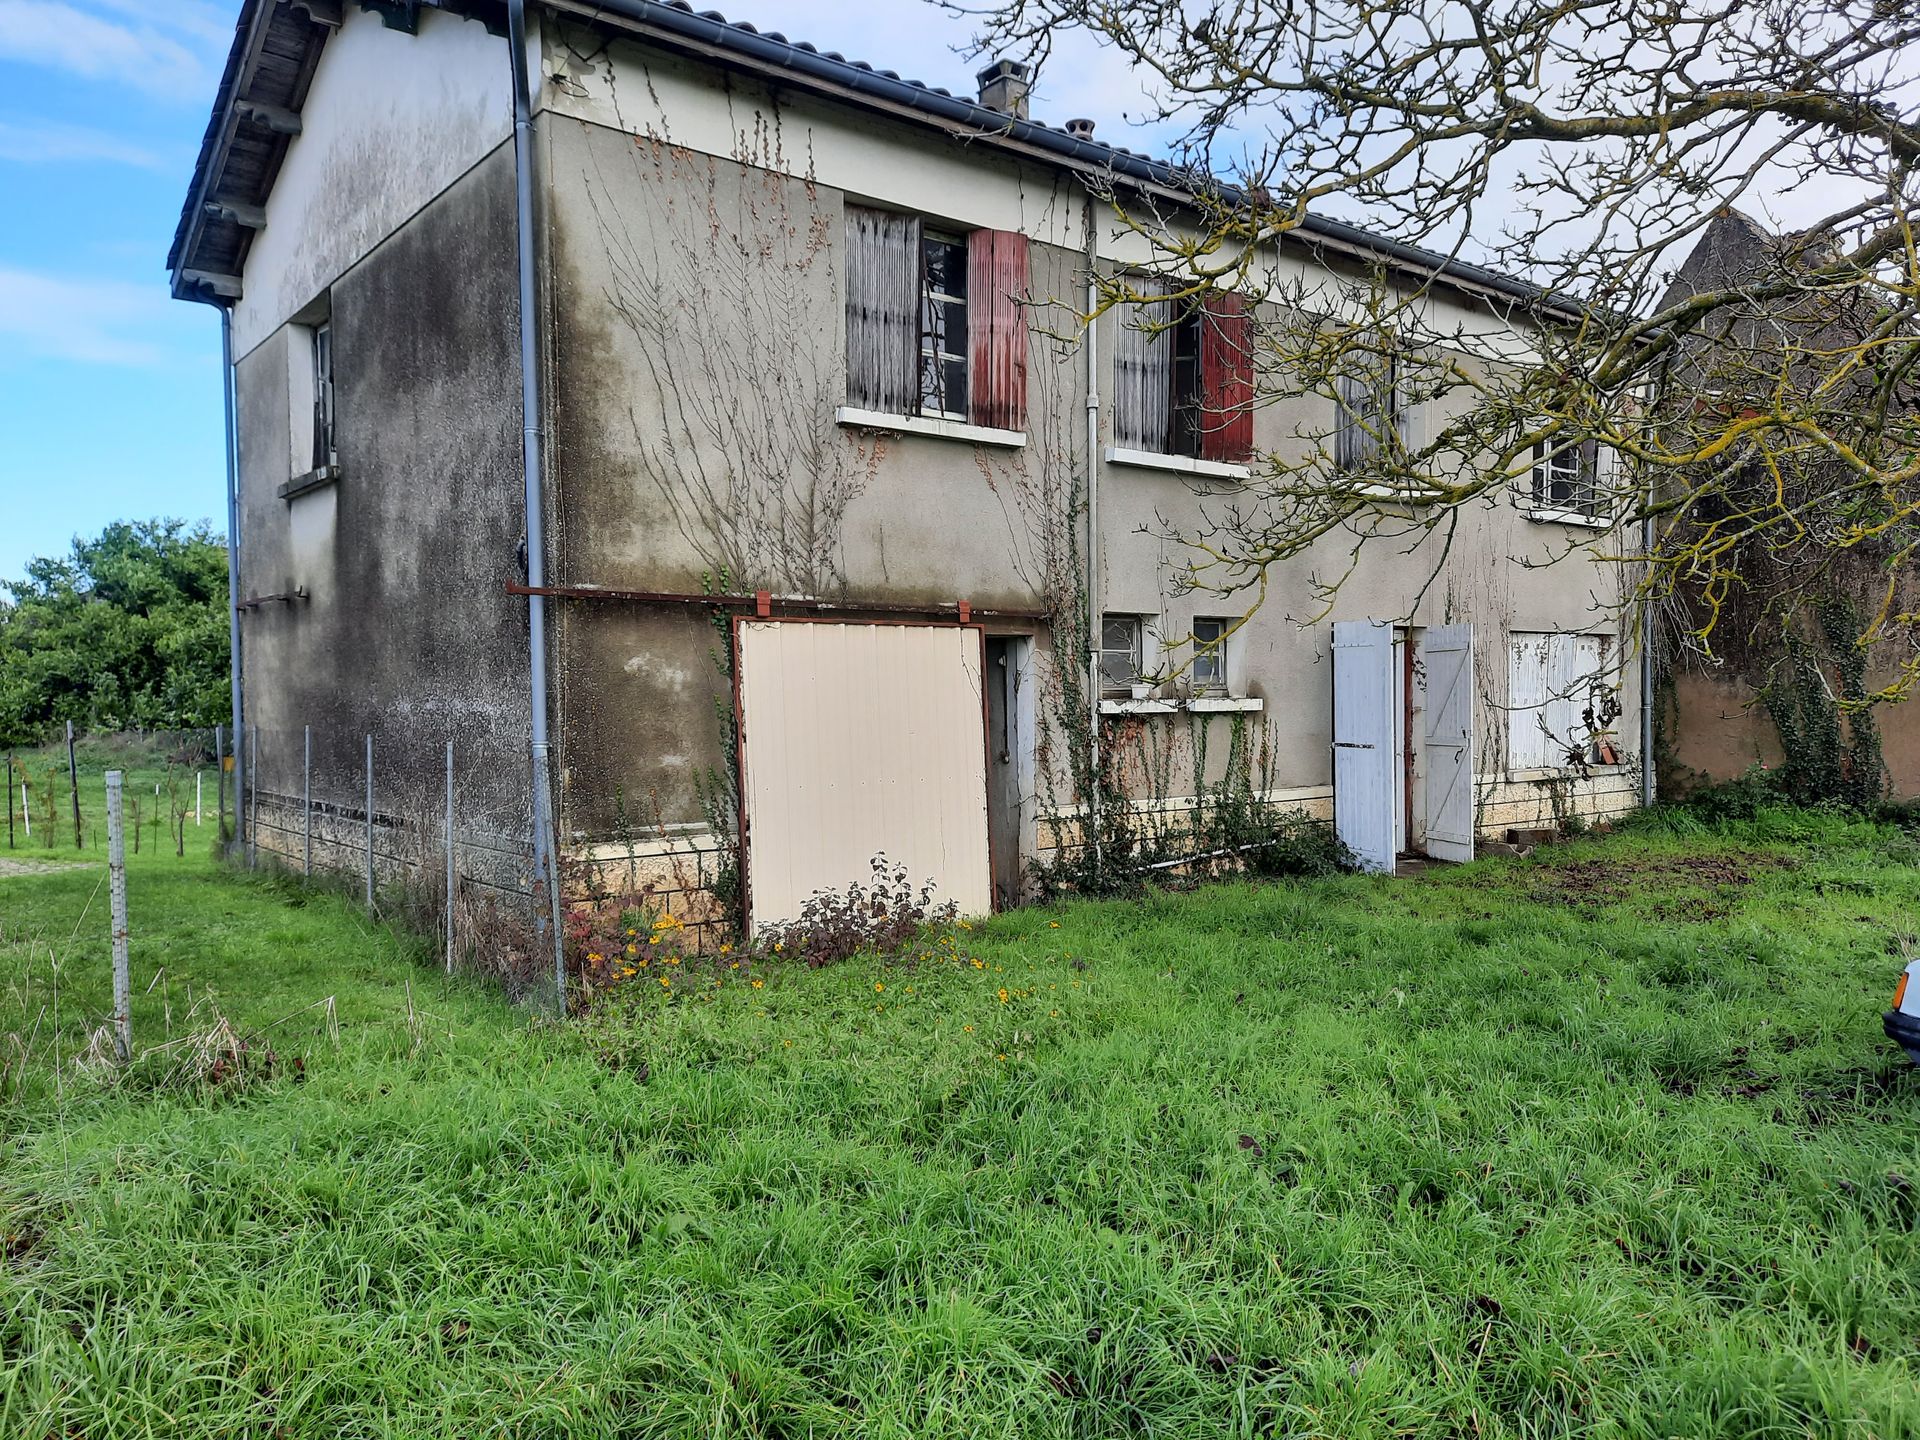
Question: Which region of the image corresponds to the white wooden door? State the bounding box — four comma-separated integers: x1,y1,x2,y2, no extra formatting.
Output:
737,621,992,932
1332,620,1396,873
1420,624,1475,863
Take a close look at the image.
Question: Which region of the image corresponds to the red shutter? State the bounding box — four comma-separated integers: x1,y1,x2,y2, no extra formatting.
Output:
967,229,1029,432
1198,292,1254,462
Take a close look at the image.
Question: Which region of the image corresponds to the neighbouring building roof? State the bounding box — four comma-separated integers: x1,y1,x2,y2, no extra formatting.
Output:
169,0,1567,315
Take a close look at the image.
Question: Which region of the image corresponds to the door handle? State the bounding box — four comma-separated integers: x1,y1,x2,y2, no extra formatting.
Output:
1333,742,1376,750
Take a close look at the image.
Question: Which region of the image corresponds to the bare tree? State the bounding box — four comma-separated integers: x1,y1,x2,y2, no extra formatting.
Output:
948,0,1920,693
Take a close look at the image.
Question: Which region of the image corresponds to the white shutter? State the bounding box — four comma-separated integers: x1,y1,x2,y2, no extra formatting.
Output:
845,206,921,414
1509,632,1608,768
1114,280,1174,452
1332,620,1396,873
1420,624,1474,863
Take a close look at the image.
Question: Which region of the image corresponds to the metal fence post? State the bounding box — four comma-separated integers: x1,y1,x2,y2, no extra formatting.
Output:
364,732,374,911
215,724,225,840
303,725,313,878
106,770,131,1065
247,723,258,869
66,720,81,850
5,754,12,850
445,738,455,974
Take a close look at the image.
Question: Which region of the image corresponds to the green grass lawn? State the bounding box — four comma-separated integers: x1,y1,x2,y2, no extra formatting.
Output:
4,806,1920,1437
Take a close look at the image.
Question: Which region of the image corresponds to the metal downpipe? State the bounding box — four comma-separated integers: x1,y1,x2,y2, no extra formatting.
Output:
507,0,567,1010
221,306,244,857
1084,196,1103,876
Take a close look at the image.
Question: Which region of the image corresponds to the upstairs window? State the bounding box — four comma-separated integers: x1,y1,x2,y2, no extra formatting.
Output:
919,232,969,419
311,320,336,471
1335,352,1407,472
845,206,1028,430
1113,283,1254,462
1533,436,1601,516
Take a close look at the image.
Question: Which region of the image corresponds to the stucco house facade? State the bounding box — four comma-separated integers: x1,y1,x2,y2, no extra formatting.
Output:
170,0,1647,940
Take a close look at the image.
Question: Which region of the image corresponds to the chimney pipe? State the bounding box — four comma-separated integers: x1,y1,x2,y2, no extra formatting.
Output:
976,58,1030,119
1064,117,1095,140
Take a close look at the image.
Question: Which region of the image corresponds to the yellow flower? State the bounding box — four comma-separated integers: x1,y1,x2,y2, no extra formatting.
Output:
625,944,638,956
783,1038,793,1047
962,1024,973,1033
997,1053,1007,1061
1050,1009,1059,1017
587,951,603,963
730,961,740,970
997,988,1009,1003
751,978,764,990
971,958,985,970
659,976,671,988
774,942,784,953
720,944,733,954
874,981,885,992
1049,921,1060,929
957,920,972,931
626,928,638,937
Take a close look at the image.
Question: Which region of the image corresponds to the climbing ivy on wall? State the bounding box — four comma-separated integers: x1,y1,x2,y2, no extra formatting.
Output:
1762,596,1887,811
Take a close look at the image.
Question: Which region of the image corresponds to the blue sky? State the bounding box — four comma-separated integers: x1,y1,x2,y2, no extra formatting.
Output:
0,0,1162,587
0,1,237,584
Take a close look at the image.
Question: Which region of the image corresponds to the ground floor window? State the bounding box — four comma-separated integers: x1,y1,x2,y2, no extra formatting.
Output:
1508,631,1617,768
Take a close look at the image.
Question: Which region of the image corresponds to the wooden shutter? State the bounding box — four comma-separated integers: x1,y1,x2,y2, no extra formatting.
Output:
845,206,920,414
1114,279,1174,452
967,229,1029,432
1197,292,1253,462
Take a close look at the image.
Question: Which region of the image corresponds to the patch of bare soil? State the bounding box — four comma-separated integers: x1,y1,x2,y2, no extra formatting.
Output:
0,857,93,879
1522,852,1798,916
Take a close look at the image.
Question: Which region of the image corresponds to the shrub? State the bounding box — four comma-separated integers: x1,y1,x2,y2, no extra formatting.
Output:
756,854,958,968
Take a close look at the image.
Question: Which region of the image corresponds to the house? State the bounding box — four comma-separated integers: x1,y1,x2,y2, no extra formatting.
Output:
1654,210,1919,800
169,0,1647,945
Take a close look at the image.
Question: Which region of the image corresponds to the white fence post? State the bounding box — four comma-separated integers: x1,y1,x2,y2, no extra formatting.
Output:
106,770,131,1065
195,770,202,827
444,739,456,973
303,725,313,878
364,733,375,911
247,723,258,870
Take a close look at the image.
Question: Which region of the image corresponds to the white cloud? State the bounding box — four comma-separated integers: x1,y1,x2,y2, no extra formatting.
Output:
0,0,221,101
0,117,176,170
0,267,182,366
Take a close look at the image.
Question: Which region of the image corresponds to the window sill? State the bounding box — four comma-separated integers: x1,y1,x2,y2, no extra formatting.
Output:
1105,447,1248,481
835,407,1026,449
279,464,341,501
1527,507,1611,530
1186,695,1264,714
1355,481,1432,504
1509,763,1627,782
1099,696,1264,717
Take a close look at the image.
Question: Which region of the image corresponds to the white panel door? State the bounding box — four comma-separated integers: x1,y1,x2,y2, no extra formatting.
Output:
1332,620,1396,873
737,621,991,933
1421,624,1475,863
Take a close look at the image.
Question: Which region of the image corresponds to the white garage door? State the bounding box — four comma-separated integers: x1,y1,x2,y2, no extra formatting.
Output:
737,620,992,933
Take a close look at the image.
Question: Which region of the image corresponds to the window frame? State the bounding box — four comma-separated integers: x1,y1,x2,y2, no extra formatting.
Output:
1099,614,1146,696
918,229,970,421
1335,351,1404,473
311,320,337,472
1507,630,1616,770
1191,617,1230,692
1532,435,1600,516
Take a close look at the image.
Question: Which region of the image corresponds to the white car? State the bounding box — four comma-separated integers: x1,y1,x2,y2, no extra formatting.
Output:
1886,959,1920,1065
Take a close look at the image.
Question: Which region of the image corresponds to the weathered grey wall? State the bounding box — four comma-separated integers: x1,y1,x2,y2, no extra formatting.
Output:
233,141,532,870
528,29,1642,852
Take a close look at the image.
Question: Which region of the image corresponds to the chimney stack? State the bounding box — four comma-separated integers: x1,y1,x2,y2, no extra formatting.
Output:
976,58,1031,119
1064,117,1096,140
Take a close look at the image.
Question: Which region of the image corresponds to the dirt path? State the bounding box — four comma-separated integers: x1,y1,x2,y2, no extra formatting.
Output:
0,857,94,879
